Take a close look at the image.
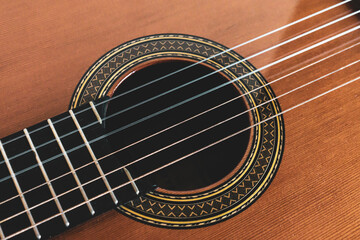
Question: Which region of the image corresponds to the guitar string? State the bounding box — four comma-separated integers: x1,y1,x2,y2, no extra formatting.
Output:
0,1,354,238
1,40,359,207
1,19,358,238
0,9,358,170
1,56,359,225
0,0,351,147
0,23,359,187
5,72,360,240
2,1,358,238
2,58,359,232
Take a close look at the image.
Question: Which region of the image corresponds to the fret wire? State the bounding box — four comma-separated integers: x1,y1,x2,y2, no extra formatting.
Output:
89,101,103,124
0,0,351,151
23,128,70,227
47,119,95,215
0,3,357,238
3,57,359,235
0,7,358,177
1,3,357,169
123,168,140,195
92,99,141,196
5,72,360,239
2,40,359,209
0,140,41,240
0,225,5,240
1,41,359,213
69,110,119,205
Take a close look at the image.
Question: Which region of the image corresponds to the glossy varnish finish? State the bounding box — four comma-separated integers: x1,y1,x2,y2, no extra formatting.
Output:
0,0,360,239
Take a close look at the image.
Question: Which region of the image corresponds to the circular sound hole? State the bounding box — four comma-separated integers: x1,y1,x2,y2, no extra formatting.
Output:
105,60,252,192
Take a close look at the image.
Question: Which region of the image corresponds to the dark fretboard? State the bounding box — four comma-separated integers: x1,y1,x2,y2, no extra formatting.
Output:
0,99,149,239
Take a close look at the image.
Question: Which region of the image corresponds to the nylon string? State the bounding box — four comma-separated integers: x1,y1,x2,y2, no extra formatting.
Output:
0,1,359,238
0,7,359,172
5,71,360,240
1,40,359,207
0,19,359,187
1,55,360,228
0,0,352,147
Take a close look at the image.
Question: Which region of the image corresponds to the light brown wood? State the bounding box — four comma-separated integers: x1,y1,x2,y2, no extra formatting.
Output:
1,0,360,239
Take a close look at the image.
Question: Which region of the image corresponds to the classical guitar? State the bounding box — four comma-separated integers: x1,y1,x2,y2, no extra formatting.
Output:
1,0,360,239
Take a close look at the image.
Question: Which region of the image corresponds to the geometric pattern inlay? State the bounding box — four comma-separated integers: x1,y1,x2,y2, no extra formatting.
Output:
70,34,284,228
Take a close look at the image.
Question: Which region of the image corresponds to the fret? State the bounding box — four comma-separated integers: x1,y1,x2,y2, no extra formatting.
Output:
123,168,140,195
0,134,36,239
84,101,140,199
0,140,41,240
23,128,70,228
25,116,96,238
0,225,5,240
69,109,119,205
47,119,95,215
50,110,112,230
0,97,152,239
89,101,103,124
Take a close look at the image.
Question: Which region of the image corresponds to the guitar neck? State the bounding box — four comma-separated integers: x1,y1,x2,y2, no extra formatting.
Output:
0,99,142,239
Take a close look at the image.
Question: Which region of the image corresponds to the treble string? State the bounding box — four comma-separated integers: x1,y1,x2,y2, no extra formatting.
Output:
0,0,352,148
1,54,359,224
2,40,359,208
0,7,359,172
1,2,359,237
0,20,359,190
5,70,360,240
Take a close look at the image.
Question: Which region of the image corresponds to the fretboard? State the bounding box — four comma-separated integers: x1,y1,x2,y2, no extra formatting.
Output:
0,99,148,239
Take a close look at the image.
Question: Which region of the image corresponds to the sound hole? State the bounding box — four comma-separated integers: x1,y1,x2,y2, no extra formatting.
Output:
105,60,252,192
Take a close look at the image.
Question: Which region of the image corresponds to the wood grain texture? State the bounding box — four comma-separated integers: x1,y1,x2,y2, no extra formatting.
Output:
0,0,360,239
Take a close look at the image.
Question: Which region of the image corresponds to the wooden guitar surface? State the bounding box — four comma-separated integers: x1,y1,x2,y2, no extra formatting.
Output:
0,0,359,239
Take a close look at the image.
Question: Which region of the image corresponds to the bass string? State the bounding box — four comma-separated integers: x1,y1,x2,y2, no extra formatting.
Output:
0,28,360,225
1,41,359,207
20,10,360,154
0,0,352,147
0,1,357,238
0,22,359,186
100,41,360,159
1,9,359,171
5,73,360,240
2,55,360,227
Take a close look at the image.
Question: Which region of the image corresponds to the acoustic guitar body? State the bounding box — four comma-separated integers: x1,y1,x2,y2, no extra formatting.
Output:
0,0,359,239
